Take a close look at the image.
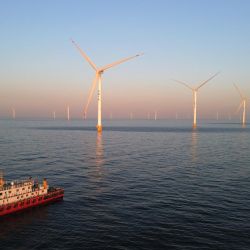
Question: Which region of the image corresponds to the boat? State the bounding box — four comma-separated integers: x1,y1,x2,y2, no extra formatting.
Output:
0,171,64,217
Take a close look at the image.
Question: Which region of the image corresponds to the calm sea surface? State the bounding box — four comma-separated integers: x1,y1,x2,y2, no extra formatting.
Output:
0,119,250,250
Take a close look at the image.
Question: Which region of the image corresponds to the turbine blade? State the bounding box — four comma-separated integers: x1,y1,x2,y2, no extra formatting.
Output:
196,72,220,90
71,39,98,71
236,100,244,114
84,74,98,117
100,53,143,72
233,83,244,99
172,79,193,91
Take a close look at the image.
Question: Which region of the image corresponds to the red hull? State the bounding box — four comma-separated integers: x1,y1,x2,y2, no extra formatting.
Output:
0,188,64,217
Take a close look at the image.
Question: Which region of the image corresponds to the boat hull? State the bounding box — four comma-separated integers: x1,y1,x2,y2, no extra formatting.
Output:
0,188,64,217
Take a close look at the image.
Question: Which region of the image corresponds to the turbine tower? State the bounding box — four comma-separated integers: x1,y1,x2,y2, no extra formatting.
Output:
154,111,157,121
72,40,142,132
12,107,16,120
234,83,247,126
173,72,220,128
67,105,70,121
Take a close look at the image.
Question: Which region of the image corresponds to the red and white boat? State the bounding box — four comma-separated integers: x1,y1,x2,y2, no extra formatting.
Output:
0,172,64,217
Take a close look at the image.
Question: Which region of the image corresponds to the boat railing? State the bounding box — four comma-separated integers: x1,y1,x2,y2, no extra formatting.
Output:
0,180,34,191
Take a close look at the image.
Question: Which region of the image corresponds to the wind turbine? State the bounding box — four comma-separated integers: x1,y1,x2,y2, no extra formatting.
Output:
172,72,220,128
67,105,70,121
72,39,142,132
234,83,247,126
154,111,157,121
12,107,16,120
53,111,56,120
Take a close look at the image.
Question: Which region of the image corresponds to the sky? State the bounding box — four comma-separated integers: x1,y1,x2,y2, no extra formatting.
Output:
0,0,250,120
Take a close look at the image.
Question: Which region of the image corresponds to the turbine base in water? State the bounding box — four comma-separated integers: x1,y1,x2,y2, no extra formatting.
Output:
96,125,102,133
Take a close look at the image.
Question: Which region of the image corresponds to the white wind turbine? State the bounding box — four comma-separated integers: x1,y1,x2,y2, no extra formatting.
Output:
72,40,142,132
67,105,70,121
234,83,247,126
12,107,16,119
173,72,220,128
53,111,56,120
154,111,157,121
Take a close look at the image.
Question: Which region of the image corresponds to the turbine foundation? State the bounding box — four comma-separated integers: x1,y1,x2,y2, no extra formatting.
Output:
96,125,102,133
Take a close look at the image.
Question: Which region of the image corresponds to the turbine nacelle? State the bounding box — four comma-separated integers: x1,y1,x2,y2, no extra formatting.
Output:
97,70,104,75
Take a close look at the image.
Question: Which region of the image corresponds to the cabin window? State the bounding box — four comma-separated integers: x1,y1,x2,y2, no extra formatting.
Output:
22,188,25,190
8,191,11,193
0,193,2,196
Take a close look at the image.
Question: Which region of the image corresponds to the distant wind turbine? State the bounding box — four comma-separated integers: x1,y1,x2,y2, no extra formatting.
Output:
67,105,70,121
72,39,143,132
234,83,247,126
172,72,220,128
12,107,15,120
154,111,157,121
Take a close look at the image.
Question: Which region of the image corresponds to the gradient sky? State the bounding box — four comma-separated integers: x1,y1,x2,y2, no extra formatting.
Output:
1,0,250,119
